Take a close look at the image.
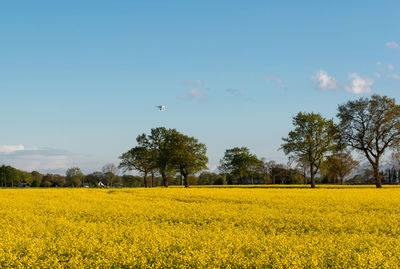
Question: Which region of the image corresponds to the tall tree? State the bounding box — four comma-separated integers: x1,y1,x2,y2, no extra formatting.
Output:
102,163,118,187
66,167,84,187
148,127,176,187
219,147,259,184
119,133,156,187
119,146,153,187
169,130,208,188
281,112,338,188
337,95,400,188
0,165,20,187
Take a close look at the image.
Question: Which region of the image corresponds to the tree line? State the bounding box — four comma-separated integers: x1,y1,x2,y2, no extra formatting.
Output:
1,94,400,188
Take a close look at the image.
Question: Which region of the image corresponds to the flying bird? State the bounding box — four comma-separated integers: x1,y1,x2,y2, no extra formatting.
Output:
156,105,166,111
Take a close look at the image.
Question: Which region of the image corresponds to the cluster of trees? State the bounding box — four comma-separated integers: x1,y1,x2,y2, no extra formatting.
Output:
0,164,146,188
281,95,400,188
118,127,208,187
1,95,400,189
0,165,34,187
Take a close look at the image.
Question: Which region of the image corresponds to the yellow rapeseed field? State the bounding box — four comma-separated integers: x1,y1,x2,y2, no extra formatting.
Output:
0,186,400,268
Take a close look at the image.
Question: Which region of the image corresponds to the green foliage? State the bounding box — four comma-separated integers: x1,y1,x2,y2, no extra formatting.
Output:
321,151,359,184
102,164,118,187
167,130,208,187
121,175,143,187
120,127,208,188
281,112,338,188
119,145,154,187
219,147,260,184
337,95,400,188
66,167,84,187
0,165,21,187
198,172,226,185
31,171,43,187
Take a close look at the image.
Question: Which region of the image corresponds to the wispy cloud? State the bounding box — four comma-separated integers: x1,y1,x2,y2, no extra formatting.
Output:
387,73,400,80
386,41,399,49
311,70,338,90
264,76,286,89
186,88,208,102
0,145,72,173
388,64,395,70
0,144,26,154
345,73,374,94
374,72,381,78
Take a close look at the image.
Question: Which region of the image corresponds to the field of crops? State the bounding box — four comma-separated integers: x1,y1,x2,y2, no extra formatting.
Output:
0,186,400,268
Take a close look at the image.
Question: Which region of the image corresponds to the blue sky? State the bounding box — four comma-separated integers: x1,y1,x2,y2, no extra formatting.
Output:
0,1,399,174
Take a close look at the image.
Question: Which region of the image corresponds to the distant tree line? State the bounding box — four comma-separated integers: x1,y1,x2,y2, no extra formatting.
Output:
1,95,400,188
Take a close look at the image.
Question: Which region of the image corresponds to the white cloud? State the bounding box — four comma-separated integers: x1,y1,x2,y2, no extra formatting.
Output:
10,155,71,172
0,144,25,154
186,88,208,102
0,146,71,173
374,72,381,78
388,64,395,70
345,73,374,94
387,73,400,80
264,76,287,89
311,70,338,90
376,61,382,66
386,41,399,49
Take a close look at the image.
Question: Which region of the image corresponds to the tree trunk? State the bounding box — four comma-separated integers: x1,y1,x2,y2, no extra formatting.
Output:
143,171,148,188
340,176,344,185
183,173,189,188
374,164,382,188
180,174,183,186
310,165,315,188
161,172,168,187
151,172,154,187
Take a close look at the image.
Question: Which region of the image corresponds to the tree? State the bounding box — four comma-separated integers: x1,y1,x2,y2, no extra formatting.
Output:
255,158,271,184
84,172,104,187
66,167,84,187
337,95,400,188
198,172,226,185
0,165,20,187
168,130,208,187
148,127,176,187
281,112,338,188
119,134,155,187
121,175,143,187
219,147,259,184
20,171,33,185
41,174,54,187
31,171,43,187
294,157,309,185
266,161,285,184
102,163,118,187
323,151,359,184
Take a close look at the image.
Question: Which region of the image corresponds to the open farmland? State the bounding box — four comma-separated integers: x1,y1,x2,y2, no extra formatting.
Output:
1,187,400,268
